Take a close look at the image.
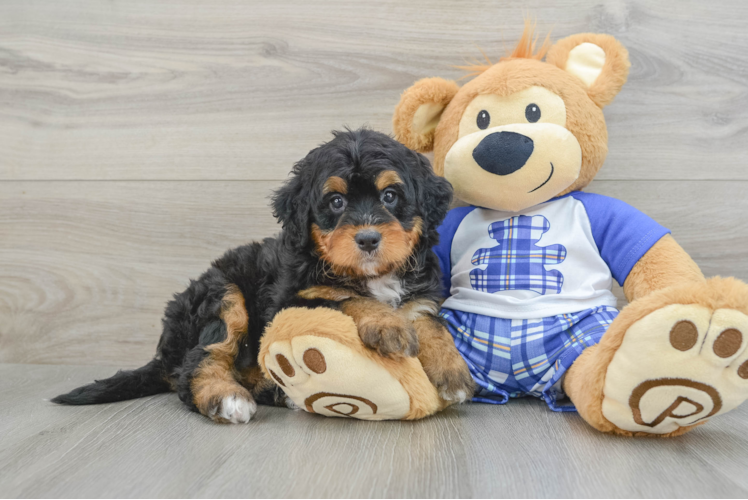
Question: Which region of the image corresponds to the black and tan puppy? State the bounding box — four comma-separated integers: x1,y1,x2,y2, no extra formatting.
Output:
53,128,474,423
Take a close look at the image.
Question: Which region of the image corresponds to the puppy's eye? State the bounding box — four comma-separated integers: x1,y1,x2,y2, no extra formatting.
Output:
477,110,490,130
329,195,347,213
525,103,541,123
381,189,397,205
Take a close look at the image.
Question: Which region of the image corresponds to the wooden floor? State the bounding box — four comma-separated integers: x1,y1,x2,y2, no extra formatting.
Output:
1,363,747,498
3,0,748,497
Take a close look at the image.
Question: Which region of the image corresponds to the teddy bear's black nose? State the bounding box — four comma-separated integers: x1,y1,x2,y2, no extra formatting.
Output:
472,131,534,176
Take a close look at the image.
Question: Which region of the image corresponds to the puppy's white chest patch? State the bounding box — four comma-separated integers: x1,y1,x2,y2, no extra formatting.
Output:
367,274,404,307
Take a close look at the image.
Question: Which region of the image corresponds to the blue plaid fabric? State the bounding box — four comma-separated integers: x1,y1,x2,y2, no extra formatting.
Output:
469,215,567,295
440,305,619,411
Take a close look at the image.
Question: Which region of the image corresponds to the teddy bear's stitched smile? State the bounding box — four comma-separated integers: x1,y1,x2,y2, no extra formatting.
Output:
528,162,554,193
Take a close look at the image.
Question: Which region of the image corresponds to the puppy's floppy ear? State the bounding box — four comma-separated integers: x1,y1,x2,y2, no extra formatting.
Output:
272,162,313,249
411,152,453,236
546,33,630,108
393,77,459,153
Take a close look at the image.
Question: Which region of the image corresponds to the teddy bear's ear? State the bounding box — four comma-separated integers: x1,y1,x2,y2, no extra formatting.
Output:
393,77,459,152
546,33,630,108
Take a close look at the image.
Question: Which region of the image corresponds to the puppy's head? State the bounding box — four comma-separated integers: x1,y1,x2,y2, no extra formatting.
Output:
272,128,452,278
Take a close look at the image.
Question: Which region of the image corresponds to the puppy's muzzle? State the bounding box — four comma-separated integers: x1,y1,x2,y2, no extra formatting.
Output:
355,229,381,254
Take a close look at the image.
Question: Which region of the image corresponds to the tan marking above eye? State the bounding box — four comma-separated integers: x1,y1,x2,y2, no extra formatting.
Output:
375,170,403,191
323,176,347,194
458,86,567,139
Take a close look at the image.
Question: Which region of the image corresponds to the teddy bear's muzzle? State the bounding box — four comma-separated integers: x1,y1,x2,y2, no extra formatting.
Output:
444,122,582,212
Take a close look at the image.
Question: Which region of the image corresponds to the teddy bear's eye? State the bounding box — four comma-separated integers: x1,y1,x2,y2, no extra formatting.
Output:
525,103,541,123
477,110,490,130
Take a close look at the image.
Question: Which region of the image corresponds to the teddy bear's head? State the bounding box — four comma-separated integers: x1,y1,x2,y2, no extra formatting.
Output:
393,24,630,212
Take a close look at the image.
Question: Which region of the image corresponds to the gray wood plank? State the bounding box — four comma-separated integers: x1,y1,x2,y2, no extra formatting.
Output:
1,0,748,181
0,180,280,366
1,363,747,498
1,179,747,366
2,1,748,498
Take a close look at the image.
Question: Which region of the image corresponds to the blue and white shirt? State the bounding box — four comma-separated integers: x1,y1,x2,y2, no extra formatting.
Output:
434,192,670,320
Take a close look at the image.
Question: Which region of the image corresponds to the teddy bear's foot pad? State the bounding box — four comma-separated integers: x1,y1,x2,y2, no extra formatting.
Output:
603,304,748,434
264,335,411,420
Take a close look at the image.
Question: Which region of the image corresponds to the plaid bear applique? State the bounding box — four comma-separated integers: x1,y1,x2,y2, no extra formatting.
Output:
469,215,567,295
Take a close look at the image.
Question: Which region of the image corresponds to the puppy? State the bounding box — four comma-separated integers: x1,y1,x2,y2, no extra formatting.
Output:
53,128,475,423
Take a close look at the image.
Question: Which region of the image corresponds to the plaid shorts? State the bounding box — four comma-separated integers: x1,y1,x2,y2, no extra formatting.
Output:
440,306,619,412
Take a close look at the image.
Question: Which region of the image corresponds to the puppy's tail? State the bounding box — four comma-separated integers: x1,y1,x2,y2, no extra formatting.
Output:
51,359,171,405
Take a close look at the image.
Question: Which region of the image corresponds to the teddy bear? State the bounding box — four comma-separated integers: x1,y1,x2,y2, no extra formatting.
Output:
259,24,748,436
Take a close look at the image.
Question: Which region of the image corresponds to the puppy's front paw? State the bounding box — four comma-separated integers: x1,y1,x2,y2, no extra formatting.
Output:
359,315,419,358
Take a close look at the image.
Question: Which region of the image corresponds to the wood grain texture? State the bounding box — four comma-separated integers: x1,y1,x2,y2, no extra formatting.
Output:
0,180,279,365
1,179,747,366
2,2,748,498
0,363,746,498
2,0,748,181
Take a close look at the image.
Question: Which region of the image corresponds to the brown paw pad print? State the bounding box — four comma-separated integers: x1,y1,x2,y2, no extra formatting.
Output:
622,308,748,431
268,349,327,388
263,334,413,420
304,392,378,417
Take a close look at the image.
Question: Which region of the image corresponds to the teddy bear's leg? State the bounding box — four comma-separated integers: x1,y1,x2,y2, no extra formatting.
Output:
259,307,442,420
565,277,748,437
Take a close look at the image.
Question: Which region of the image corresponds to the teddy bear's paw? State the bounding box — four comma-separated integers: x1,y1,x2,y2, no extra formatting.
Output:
602,304,748,434
263,335,411,420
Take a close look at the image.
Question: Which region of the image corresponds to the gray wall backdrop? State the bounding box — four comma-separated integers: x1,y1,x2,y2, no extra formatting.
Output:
2,0,747,366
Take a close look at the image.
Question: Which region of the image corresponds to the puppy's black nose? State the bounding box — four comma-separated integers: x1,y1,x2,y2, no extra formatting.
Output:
472,131,534,176
355,230,381,253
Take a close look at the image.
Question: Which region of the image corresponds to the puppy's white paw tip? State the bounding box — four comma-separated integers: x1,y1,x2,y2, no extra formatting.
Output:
220,395,256,424
285,397,302,411
440,389,469,403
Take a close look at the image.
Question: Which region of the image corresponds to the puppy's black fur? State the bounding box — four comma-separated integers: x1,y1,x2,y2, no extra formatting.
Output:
52,129,455,416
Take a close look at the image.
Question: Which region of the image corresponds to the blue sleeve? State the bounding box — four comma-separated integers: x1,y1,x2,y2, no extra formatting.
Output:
434,206,476,298
570,192,671,286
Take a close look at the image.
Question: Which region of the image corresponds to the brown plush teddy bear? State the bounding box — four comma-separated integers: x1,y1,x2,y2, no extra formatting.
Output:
260,24,748,436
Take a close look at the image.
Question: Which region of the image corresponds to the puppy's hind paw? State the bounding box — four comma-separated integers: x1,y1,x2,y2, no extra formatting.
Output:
285,397,302,411
208,394,257,424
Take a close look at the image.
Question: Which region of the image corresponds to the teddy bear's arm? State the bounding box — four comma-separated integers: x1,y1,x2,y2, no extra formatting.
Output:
622,234,705,303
